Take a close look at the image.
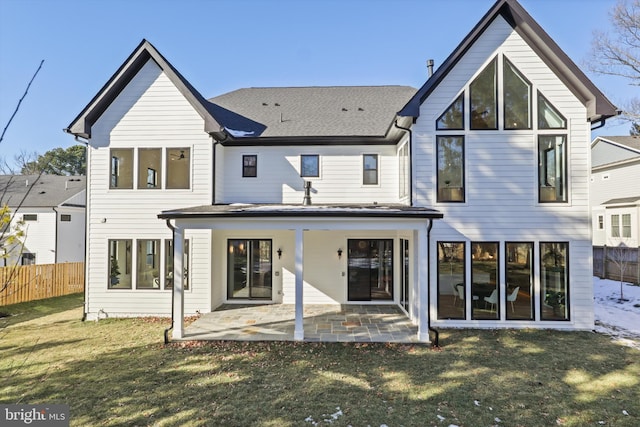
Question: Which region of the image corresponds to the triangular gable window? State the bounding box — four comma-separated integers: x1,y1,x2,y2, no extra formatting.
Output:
436,93,464,130
537,91,566,129
504,57,532,129
436,92,464,130
470,57,498,130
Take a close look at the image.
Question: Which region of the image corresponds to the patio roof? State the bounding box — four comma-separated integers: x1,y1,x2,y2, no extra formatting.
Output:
158,203,443,220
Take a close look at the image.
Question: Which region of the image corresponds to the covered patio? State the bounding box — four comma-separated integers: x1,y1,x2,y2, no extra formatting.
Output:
159,203,442,343
181,304,420,343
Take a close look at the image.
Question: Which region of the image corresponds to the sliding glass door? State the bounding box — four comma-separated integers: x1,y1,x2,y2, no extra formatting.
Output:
347,239,393,301
227,239,272,299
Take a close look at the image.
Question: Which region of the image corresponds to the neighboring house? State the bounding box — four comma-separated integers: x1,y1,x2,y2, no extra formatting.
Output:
590,136,640,282
65,0,617,341
0,175,86,266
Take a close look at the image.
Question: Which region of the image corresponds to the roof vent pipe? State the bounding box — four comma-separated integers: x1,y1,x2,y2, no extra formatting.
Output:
303,181,312,205
427,59,434,77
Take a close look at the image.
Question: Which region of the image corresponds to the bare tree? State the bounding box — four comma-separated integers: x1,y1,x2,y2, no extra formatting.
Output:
587,0,640,123
607,241,633,301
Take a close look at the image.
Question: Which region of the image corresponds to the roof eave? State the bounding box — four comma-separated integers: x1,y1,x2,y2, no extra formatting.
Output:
398,0,618,122
66,39,222,140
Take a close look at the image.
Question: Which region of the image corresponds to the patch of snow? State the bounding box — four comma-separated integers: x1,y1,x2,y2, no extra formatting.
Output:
224,127,255,137
437,414,446,421
474,400,481,406
623,409,629,416
593,277,640,349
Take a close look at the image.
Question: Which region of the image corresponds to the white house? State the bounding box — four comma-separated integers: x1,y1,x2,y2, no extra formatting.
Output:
591,136,640,248
65,0,617,342
1,174,86,266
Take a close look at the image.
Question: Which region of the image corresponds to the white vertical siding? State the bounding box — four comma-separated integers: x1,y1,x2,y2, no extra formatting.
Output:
85,59,213,319
414,16,594,329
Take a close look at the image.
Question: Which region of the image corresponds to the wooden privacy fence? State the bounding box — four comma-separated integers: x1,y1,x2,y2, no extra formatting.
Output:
593,246,640,284
0,262,84,306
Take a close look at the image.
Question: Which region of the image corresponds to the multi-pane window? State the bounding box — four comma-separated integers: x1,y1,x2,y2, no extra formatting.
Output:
471,242,499,320
598,215,604,230
436,93,464,130
166,148,190,189
242,155,257,178
622,214,631,238
164,239,189,290
109,239,132,289
138,149,162,189
110,148,134,189
363,154,379,185
611,215,620,237
503,57,532,129
505,242,534,320
136,239,160,289
437,242,466,320
436,136,465,202
470,57,497,129
300,155,319,177
540,242,569,321
537,92,566,129
538,135,567,202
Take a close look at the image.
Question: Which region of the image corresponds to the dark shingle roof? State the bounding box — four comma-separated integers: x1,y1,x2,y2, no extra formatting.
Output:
0,175,86,208
210,86,416,139
598,136,640,152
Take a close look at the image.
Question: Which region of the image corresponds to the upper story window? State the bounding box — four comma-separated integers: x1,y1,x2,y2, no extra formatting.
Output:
538,92,566,129
611,215,620,237
436,93,464,130
538,135,567,203
166,148,190,189
61,214,71,222
469,57,497,130
138,148,161,189
622,214,631,238
503,57,532,129
23,214,37,221
243,155,257,177
300,155,319,177
436,136,465,202
598,215,604,230
110,148,133,189
363,154,379,185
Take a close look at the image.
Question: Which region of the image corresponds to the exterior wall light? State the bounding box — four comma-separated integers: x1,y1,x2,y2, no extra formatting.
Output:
277,248,283,259
337,248,343,259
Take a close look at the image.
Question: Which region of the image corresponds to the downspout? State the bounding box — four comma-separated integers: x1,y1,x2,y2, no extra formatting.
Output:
164,219,176,344
394,120,413,206
426,219,439,347
52,206,59,264
74,135,89,322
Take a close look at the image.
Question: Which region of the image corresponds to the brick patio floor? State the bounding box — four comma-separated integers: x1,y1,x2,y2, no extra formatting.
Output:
181,304,420,343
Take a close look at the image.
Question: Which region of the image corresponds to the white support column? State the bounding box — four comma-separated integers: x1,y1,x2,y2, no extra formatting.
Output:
416,228,431,343
294,228,304,340
172,226,185,340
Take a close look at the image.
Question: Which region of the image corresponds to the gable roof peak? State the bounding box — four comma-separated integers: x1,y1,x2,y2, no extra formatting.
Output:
398,0,618,124
65,39,224,140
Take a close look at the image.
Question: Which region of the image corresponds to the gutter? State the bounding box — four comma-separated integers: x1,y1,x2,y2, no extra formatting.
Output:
164,219,176,344
394,120,413,206
426,219,439,347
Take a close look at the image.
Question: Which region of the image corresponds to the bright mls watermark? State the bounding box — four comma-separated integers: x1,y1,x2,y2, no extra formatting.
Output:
1,404,69,426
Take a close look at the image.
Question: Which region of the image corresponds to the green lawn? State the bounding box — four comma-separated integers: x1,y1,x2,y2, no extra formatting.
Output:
1,295,638,426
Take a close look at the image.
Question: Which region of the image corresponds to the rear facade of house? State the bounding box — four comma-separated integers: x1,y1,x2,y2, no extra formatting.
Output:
66,0,616,341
